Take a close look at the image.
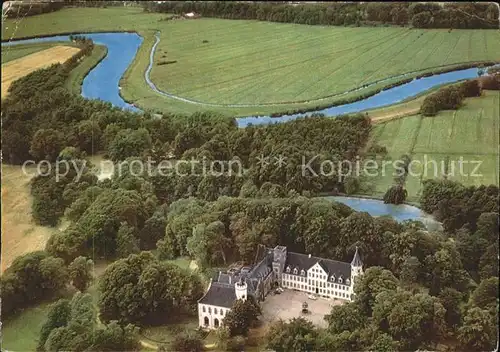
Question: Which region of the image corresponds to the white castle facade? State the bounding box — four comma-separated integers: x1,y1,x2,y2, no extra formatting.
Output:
198,245,364,329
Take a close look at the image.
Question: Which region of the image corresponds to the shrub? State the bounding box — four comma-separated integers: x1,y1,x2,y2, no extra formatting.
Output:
459,80,482,97
421,85,464,116
157,60,178,66
478,75,500,90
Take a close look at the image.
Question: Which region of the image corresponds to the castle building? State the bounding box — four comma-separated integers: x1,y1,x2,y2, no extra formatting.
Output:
197,245,363,329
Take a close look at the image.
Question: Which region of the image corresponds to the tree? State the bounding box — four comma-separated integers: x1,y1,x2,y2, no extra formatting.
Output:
438,288,462,331
30,128,65,161
458,307,497,351
266,317,318,352
354,267,399,317
68,256,93,292
43,292,140,351
77,119,102,153
139,213,167,250
223,298,260,337
37,299,71,351
372,289,446,350
370,333,398,352
469,277,499,310
383,185,407,205
108,128,152,162
1,251,69,318
170,331,205,352
98,252,203,324
479,243,499,279
325,302,365,333
116,222,140,258
399,256,420,285
424,244,470,296
187,221,232,268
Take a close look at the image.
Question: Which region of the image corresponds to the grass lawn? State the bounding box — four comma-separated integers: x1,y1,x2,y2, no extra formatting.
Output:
165,256,192,270
2,302,54,351
365,90,499,202
2,7,499,116
140,317,199,346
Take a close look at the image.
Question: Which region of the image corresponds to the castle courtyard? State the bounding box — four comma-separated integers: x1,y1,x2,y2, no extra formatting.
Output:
260,289,345,328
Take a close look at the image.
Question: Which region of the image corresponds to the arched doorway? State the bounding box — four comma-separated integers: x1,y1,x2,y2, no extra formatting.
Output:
204,317,209,326
214,318,219,328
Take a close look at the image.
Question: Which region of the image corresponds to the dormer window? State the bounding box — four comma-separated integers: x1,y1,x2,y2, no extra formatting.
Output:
338,276,343,284
346,279,350,286
331,275,335,282
300,269,305,276
286,266,291,273
293,268,298,275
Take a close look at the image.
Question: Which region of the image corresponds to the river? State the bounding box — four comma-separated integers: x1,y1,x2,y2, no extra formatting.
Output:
3,31,480,227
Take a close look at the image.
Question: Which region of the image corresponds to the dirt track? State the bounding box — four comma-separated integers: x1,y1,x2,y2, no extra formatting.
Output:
1,45,80,97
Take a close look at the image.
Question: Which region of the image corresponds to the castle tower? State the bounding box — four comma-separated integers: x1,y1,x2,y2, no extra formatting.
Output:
272,245,287,284
350,246,363,286
235,278,247,301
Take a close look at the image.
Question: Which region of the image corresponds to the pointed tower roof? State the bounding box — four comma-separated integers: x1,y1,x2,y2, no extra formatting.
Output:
351,246,362,267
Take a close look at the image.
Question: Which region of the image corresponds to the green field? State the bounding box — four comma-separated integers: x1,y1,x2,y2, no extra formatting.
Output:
1,42,61,63
2,301,54,351
65,44,108,95
2,7,500,115
366,90,500,201
150,20,500,105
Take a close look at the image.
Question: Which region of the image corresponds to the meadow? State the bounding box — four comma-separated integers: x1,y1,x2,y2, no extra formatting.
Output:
2,7,499,115
366,90,499,201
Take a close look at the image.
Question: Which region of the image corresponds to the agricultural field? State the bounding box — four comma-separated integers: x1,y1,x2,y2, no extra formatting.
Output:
1,45,80,97
0,165,65,272
1,42,60,63
366,90,499,201
2,7,500,115
151,20,500,105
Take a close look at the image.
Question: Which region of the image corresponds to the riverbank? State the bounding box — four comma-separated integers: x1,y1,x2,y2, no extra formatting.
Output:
65,44,108,95
3,7,499,116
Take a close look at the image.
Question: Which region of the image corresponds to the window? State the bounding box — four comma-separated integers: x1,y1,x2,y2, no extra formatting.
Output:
214,308,218,315
293,268,298,275
346,279,350,286
286,266,291,273
331,275,335,282
221,310,225,316
335,284,337,289
301,269,305,276
202,306,206,313
338,277,343,284
208,307,212,314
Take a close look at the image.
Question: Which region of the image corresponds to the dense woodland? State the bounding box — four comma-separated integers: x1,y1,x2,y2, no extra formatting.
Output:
145,1,500,29
1,16,499,352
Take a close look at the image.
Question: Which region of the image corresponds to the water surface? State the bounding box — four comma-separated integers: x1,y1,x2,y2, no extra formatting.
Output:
2,32,143,112
327,196,442,231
